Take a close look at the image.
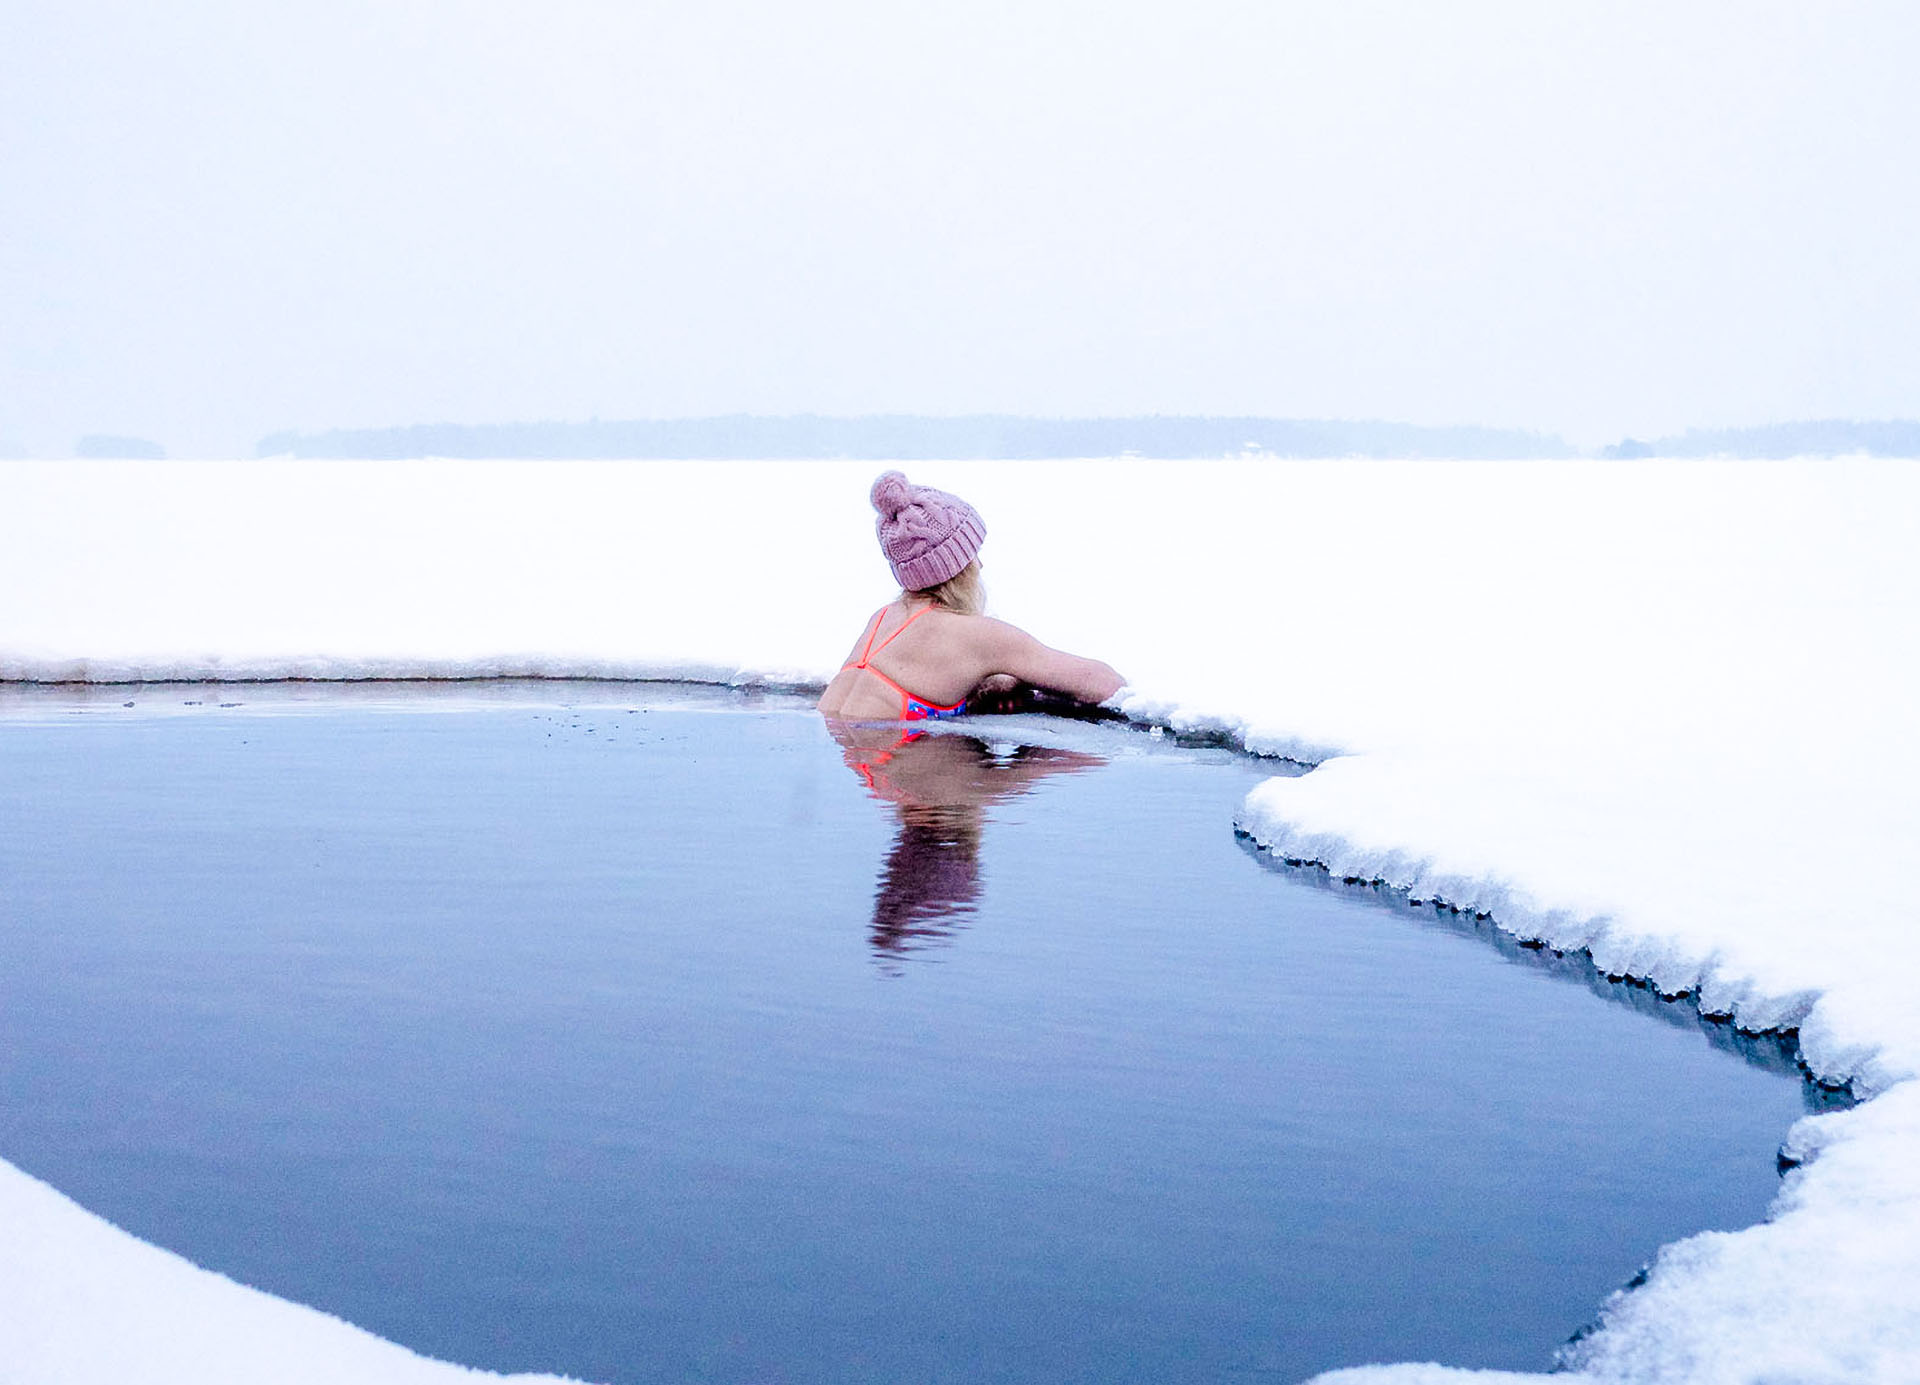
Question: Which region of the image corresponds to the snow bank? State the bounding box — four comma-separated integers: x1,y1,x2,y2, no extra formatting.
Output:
0,1158,577,1384
4,456,1918,1381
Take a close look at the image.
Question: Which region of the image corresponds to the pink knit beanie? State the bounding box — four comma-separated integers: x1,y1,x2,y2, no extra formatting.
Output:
870,470,987,590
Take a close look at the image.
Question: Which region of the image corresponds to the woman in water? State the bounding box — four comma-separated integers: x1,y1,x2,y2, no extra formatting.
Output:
817,470,1125,722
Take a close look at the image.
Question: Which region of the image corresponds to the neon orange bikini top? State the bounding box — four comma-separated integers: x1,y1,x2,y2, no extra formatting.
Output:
841,604,968,721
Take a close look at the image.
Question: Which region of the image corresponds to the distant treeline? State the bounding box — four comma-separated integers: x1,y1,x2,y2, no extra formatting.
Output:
1603,419,1920,459
74,433,167,459
257,415,1574,461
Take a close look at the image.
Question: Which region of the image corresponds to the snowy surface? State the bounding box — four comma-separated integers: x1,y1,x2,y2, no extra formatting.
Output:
3,456,1919,1382
0,1158,578,1384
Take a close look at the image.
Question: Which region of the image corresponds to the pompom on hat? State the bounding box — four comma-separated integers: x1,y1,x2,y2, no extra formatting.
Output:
870,470,987,590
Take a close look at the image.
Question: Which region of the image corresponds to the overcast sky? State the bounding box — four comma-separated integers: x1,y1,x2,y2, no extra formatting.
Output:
3,1,1916,455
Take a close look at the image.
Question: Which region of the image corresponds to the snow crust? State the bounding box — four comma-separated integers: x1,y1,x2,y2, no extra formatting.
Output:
4,456,1919,1381
0,1158,578,1384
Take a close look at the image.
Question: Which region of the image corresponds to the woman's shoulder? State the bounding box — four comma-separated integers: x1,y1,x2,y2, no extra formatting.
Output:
921,607,1000,634
955,613,1030,642
931,614,1051,666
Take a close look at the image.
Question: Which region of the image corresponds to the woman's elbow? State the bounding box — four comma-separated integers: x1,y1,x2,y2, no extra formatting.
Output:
1081,661,1125,704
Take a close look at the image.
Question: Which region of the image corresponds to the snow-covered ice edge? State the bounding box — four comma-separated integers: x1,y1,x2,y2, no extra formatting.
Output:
0,655,824,690
1232,778,1920,1385
1,1157,580,1384
4,456,1918,1383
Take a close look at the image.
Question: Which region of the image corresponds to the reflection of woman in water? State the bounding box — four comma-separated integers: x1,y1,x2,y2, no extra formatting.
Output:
833,725,1103,967
816,471,1125,723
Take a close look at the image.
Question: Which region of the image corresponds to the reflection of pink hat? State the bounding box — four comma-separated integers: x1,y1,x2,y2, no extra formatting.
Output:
870,471,987,590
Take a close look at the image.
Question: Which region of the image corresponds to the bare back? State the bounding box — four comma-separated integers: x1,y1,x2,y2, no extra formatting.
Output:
817,598,1124,721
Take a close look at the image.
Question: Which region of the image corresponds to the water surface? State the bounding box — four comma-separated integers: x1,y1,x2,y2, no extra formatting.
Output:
0,683,1820,1383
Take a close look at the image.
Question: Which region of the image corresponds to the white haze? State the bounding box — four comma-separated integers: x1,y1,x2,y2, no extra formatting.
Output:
3,0,1918,456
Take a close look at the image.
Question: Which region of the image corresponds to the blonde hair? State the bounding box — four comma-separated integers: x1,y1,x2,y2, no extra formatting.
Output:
911,559,984,616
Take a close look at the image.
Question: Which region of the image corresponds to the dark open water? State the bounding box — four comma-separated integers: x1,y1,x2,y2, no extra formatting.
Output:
0,683,1824,1383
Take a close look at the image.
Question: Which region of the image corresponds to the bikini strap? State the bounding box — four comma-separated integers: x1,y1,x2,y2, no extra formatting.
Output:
852,606,890,669
852,607,933,668
867,602,936,659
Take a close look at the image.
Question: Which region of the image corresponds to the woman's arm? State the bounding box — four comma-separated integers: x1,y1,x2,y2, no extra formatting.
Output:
966,617,1125,704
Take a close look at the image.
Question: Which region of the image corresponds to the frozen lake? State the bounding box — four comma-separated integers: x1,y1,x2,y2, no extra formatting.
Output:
0,683,1828,1383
